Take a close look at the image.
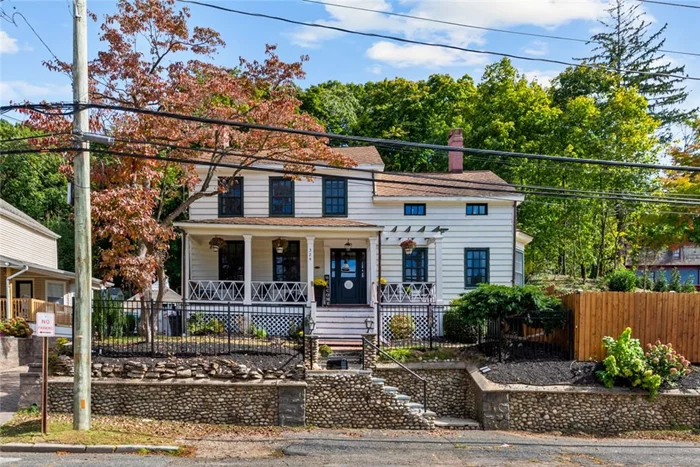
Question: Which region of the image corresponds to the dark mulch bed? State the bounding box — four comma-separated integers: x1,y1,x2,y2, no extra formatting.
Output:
484,360,700,391
94,352,302,370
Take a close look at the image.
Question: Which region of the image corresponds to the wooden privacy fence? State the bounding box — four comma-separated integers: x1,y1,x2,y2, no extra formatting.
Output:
562,292,700,363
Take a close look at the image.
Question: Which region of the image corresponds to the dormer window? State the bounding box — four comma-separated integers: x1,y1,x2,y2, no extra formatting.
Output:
672,248,681,260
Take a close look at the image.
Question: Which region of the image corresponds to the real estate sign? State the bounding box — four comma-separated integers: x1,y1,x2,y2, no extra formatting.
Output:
35,312,55,337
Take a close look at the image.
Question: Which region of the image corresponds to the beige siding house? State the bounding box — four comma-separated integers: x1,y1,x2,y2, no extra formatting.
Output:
177,130,532,340
0,199,103,323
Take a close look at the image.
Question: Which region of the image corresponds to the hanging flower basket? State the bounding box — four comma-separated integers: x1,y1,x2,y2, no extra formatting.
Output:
400,239,417,254
272,238,288,254
209,236,226,252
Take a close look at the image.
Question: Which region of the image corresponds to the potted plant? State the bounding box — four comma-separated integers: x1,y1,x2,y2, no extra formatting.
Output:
272,238,288,254
209,236,226,252
313,277,328,307
400,239,417,254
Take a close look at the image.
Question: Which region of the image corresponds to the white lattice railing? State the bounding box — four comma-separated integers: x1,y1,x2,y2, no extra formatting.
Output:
380,282,435,303
252,281,309,304
188,280,245,302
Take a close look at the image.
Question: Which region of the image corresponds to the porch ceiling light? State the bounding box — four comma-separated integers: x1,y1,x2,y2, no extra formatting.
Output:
400,239,416,255
364,317,374,332
209,236,226,252
344,239,352,251
273,237,288,254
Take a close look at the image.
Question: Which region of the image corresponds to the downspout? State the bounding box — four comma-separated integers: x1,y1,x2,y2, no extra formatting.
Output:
5,264,29,320
512,201,517,286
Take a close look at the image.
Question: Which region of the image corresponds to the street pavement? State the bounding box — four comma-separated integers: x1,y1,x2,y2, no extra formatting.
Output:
1,429,700,465
0,368,24,426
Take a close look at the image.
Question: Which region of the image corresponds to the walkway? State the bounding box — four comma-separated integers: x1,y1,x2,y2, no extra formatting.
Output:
0,366,25,426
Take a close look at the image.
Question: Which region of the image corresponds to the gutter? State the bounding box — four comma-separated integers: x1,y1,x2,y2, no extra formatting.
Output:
5,263,29,320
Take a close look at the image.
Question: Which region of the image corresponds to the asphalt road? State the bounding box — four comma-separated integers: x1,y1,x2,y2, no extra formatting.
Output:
2,430,700,466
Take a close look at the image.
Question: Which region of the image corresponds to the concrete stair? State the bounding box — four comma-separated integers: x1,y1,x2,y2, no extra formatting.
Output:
433,417,482,430
315,307,374,339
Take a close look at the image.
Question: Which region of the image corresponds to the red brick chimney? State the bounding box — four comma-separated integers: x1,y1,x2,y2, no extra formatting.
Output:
448,129,463,173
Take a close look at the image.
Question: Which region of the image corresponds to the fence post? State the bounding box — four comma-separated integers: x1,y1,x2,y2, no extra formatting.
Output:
227,302,232,354
428,302,434,351
150,299,155,358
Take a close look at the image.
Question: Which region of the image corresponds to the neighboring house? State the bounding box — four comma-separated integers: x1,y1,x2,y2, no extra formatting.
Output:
125,278,182,336
176,129,531,338
634,244,700,289
0,198,104,322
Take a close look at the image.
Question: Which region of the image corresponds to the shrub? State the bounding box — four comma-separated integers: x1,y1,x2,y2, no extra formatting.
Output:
680,278,696,293
645,340,692,386
597,327,662,397
249,325,267,340
383,347,413,363
0,318,33,337
388,315,416,340
288,320,303,342
319,344,332,358
187,313,225,336
669,268,682,292
606,269,638,292
443,310,479,344
636,271,653,290
653,269,668,292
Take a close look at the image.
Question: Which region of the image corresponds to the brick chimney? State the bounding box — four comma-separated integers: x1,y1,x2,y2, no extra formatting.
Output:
448,128,463,173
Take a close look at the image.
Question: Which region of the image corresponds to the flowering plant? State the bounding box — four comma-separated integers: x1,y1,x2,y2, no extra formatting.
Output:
314,278,328,288
597,327,661,397
400,239,416,253
646,340,692,385
0,317,33,338
379,277,387,285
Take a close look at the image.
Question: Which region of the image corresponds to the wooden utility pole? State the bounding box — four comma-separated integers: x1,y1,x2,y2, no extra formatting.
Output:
72,0,92,431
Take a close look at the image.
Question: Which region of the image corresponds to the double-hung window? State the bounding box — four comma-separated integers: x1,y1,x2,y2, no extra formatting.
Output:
269,177,295,217
466,203,488,216
404,204,426,216
218,177,244,217
515,250,524,286
323,177,347,216
403,248,428,283
465,248,489,287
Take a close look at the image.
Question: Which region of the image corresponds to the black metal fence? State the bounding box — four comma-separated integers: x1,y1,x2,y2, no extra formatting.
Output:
92,299,306,358
378,303,574,361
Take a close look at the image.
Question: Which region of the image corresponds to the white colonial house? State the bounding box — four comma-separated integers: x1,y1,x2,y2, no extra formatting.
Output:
176,130,532,339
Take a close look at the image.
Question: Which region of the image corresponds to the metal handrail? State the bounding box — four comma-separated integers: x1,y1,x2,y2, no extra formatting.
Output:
362,337,428,412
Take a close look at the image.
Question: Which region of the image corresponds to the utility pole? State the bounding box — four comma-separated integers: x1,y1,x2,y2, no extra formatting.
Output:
72,0,91,431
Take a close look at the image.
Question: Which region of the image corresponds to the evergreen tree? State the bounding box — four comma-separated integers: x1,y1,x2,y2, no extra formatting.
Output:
585,0,692,127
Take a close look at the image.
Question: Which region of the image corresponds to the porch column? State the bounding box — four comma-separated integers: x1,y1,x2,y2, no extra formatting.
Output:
368,236,378,304
434,237,443,304
243,234,252,305
305,236,315,308
183,233,190,301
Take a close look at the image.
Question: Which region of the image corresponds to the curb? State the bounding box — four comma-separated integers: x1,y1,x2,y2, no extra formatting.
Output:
0,443,180,454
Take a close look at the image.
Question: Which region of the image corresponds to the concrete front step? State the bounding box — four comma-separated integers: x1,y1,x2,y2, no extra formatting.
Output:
382,386,398,394
433,417,482,430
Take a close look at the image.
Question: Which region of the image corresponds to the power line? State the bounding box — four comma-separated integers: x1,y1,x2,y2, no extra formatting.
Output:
635,0,700,10
4,145,699,206
6,101,700,175
0,132,71,144
304,0,700,59
177,0,698,82
107,135,700,203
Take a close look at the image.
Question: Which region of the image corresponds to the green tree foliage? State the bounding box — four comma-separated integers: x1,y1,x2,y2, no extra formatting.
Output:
606,269,638,291
669,268,682,292
584,0,691,127
0,120,74,271
653,269,668,292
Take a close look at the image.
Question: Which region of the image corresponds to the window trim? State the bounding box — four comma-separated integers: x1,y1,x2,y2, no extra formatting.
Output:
464,248,490,288
672,248,682,260
218,176,244,218
322,176,348,217
45,280,67,304
466,203,488,216
269,177,295,217
404,203,426,216
402,248,429,283
273,240,301,282
218,240,245,281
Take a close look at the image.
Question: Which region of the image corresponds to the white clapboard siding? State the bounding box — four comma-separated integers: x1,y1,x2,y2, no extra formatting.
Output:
187,167,517,302
0,216,58,269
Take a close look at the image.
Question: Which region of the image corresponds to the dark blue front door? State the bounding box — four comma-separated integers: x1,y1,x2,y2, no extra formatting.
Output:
330,249,366,305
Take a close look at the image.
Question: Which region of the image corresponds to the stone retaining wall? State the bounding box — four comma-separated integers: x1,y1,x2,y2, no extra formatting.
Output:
373,363,475,419
47,379,306,426
468,367,700,433
305,371,433,429
0,337,50,372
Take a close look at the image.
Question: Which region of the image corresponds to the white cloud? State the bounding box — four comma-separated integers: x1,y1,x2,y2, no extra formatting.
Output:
0,80,72,102
522,70,559,87
522,41,548,57
0,30,19,54
290,0,608,68
367,64,383,74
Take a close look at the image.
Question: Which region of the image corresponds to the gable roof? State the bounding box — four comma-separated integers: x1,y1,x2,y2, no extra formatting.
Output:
0,198,60,239
374,171,520,199
333,146,384,166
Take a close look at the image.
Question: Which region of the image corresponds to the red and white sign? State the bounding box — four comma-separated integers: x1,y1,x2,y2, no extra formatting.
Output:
35,312,56,337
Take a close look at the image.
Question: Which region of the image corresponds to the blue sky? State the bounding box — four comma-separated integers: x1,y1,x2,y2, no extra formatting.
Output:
1,0,699,118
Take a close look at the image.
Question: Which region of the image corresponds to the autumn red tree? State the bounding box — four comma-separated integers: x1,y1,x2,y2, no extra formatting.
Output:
23,0,352,340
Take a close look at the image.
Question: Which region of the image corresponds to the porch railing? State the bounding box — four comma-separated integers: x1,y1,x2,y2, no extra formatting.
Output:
380,282,435,303
1,298,73,326
252,281,308,304
188,280,244,302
